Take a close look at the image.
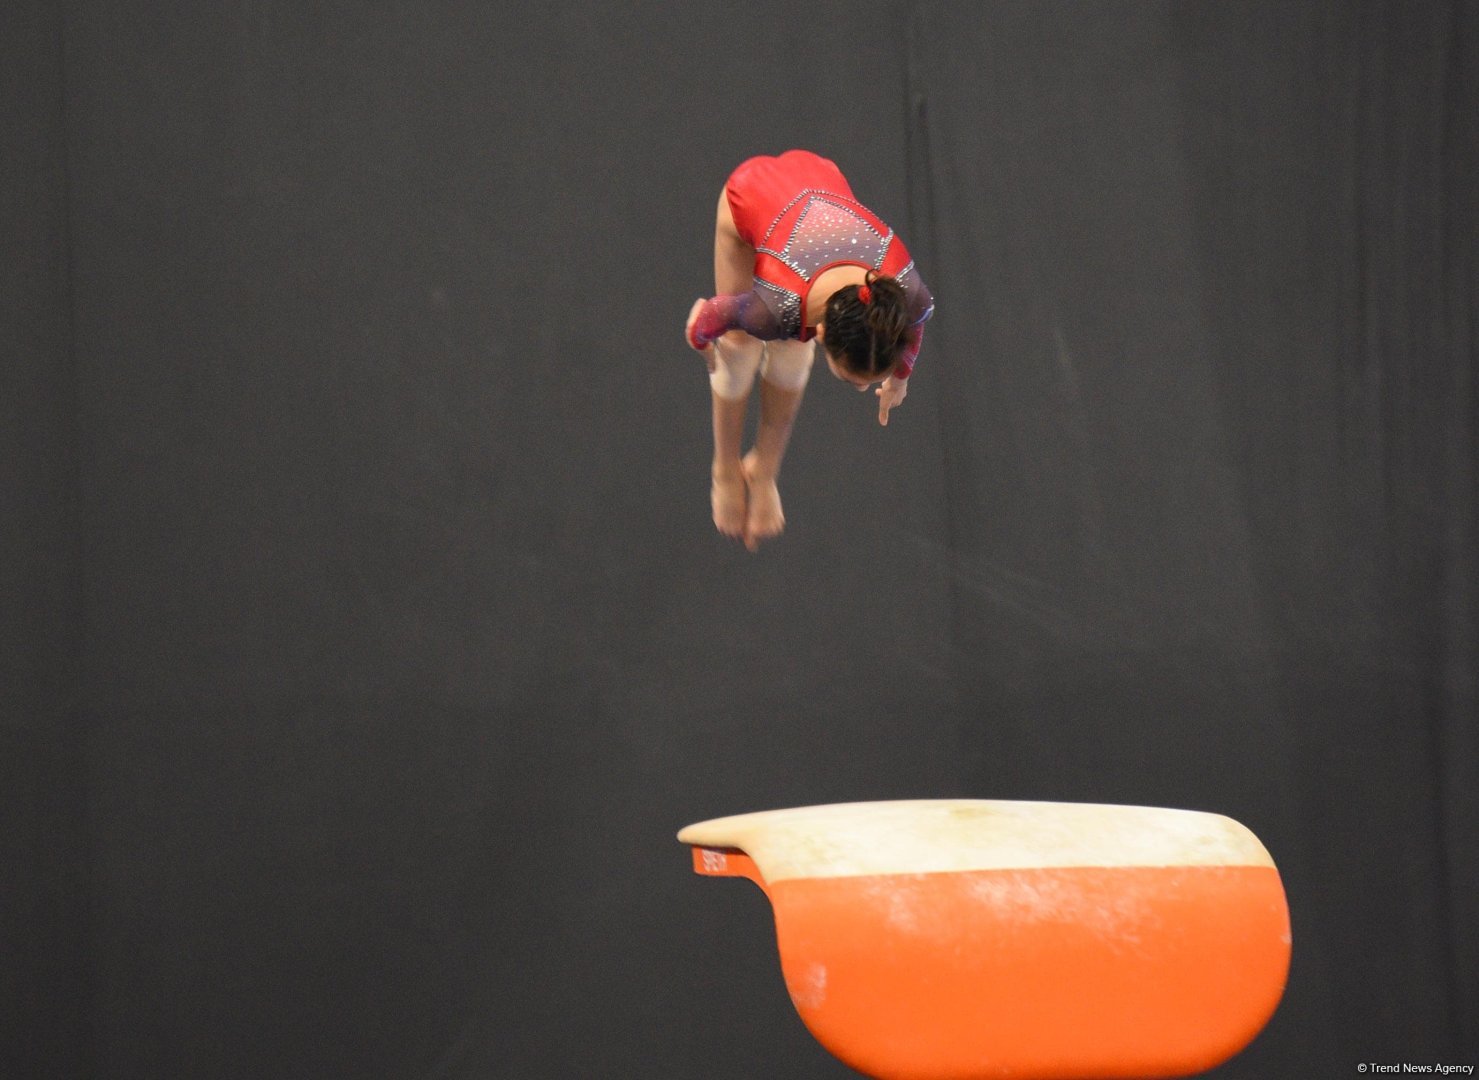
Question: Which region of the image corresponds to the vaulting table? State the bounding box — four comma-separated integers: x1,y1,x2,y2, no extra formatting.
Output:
679,799,1290,1080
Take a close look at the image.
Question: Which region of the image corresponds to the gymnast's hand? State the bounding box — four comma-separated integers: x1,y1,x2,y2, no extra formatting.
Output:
876,374,908,426
686,299,716,372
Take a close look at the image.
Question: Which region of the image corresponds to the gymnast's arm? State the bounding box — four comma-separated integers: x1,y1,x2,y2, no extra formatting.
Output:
685,291,784,351
875,281,935,425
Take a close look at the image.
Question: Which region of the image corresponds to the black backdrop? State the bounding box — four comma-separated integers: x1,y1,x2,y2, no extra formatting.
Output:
4,2,1475,1077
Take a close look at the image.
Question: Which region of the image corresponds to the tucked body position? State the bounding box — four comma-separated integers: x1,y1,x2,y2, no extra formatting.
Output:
685,149,935,551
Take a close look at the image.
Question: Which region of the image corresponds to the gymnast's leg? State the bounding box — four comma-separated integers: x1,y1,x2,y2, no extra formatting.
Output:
742,342,813,550
710,338,760,542
710,188,760,543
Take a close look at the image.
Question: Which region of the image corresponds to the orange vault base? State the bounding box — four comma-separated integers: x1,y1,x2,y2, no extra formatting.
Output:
679,800,1291,1080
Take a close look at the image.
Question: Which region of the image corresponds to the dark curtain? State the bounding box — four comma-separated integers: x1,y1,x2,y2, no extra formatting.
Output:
0,3,90,1077
911,1,1477,1064
2,2,1473,1076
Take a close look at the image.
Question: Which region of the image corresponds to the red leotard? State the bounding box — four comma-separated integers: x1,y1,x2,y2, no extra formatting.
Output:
690,150,933,376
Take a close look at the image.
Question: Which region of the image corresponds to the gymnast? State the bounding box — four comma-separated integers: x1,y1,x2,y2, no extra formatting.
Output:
685,149,935,551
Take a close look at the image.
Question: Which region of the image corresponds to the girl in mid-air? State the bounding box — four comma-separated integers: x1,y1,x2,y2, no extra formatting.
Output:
685,149,934,551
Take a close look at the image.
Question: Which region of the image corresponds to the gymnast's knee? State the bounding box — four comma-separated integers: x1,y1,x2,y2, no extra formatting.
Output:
760,340,815,392
709,333,764,399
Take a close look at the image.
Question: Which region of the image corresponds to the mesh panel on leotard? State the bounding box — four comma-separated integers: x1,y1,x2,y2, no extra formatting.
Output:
759,195,892,282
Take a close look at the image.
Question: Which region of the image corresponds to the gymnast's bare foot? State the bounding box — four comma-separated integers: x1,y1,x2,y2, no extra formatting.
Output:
741,450,784,552
712,464,747,542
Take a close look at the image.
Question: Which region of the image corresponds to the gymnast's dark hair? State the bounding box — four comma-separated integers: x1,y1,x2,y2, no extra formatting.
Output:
821,270,911,379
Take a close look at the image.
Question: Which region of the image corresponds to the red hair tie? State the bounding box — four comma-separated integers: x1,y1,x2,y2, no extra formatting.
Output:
857,283,872,305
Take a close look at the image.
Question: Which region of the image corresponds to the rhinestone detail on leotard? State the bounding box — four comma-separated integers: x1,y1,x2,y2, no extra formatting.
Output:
753,278,803,338
757,194,893,280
